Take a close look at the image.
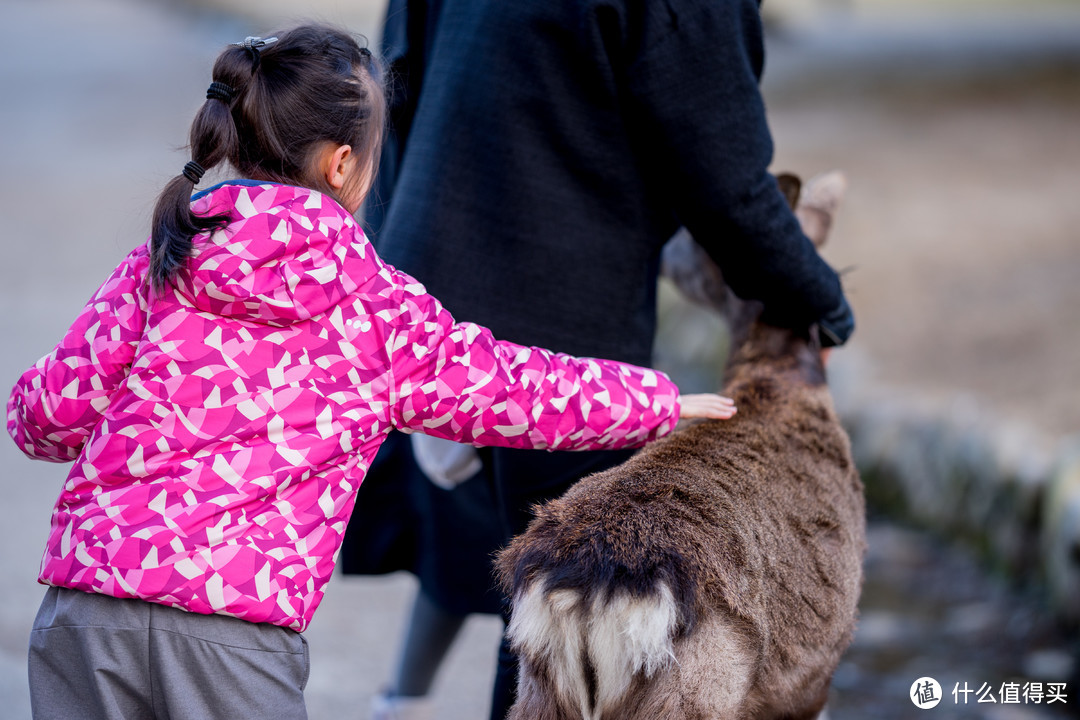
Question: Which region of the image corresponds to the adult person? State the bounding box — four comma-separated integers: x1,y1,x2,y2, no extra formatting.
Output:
343,1,856,719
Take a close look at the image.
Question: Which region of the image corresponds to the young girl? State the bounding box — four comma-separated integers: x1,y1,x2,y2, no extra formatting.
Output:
7,24,735,720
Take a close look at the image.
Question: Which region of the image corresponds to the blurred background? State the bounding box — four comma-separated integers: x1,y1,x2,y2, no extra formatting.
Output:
1,0,1077,717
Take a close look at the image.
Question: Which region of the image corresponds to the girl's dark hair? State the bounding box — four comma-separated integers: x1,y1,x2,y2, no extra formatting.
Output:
149,24,385,290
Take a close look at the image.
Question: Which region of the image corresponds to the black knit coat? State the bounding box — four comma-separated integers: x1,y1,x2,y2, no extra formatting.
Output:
367,0,848,368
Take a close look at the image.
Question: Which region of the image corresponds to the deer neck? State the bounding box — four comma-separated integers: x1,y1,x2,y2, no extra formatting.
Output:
723,322,826,393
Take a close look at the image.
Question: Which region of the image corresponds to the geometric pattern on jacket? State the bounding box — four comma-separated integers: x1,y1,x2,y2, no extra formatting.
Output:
7,182,679,631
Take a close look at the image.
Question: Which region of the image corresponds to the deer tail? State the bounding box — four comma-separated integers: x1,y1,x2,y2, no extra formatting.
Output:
507,577,680,720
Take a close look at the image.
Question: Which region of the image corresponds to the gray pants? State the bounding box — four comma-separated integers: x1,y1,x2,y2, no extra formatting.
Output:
29,587,310,720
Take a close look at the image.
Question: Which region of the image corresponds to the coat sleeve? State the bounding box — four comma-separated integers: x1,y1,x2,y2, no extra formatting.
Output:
7,248,148,462
385,270,680,450
622,0,849,333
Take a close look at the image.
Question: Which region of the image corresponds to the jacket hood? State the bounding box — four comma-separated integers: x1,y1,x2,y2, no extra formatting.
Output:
175,181,362,326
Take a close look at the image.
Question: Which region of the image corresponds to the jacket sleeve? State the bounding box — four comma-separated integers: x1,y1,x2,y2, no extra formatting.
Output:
623,0,850,336
385,270,680,450
7,248,148,462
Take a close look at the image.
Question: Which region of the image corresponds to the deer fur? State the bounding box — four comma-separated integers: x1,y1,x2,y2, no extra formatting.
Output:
496,172,865,720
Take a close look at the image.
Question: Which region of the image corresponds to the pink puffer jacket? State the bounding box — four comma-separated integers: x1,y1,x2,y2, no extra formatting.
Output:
7,182,680,631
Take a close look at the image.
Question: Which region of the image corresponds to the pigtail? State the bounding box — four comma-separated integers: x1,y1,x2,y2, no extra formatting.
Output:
148,50,251,291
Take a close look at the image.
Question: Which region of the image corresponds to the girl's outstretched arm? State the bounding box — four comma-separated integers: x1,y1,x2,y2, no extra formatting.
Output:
386,271,683,452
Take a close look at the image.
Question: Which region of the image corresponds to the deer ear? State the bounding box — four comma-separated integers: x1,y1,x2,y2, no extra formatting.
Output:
796,170,847,248
800,171,847,214
775,173,802,210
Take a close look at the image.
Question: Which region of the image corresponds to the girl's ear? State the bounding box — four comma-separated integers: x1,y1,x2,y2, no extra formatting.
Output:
322,143,353,191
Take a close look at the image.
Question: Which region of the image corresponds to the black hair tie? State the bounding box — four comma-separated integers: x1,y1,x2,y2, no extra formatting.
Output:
182,161,206,185
206,81,236,103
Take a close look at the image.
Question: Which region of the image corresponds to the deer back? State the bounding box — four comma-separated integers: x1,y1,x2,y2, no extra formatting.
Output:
496,172,865,720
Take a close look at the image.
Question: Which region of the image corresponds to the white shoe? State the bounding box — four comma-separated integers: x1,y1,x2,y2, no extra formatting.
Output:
369,689,436,720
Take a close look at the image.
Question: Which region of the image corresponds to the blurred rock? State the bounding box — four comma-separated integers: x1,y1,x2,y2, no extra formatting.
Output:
827,349,1079,626
944,602,999,637
1041,448,1080,626
1022,649,1076,684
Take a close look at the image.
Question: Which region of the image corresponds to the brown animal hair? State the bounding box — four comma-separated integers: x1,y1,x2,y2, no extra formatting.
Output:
496,172,865,720
149,24,385,290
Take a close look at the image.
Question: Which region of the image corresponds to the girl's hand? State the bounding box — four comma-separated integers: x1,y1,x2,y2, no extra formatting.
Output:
679,394,737,420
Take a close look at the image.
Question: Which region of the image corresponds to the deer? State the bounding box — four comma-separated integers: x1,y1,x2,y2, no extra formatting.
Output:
495,172,865,720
